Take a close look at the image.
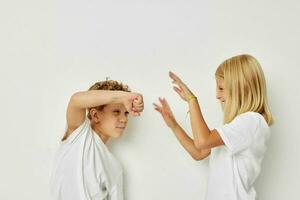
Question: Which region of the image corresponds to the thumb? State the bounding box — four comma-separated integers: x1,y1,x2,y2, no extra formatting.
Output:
124,98,134,111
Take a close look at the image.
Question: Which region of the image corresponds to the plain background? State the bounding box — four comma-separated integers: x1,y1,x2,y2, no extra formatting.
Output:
0,0,299,199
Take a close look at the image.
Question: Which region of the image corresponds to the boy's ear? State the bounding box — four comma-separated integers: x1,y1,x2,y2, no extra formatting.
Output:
90,108,101,123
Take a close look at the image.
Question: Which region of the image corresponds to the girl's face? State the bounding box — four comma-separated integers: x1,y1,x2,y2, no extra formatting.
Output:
97,103,129,138
216,78,226,102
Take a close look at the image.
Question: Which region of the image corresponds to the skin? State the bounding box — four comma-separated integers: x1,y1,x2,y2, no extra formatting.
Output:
90,103,130,143
64,90,144,143
216,77,226,103
153,71,225,160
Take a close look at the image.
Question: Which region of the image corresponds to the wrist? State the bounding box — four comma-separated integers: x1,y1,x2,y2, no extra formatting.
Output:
187,95,197,102
170,122,180,131
112,91,127,103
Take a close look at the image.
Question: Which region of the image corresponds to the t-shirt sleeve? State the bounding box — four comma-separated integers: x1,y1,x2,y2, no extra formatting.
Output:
216,112,259,154
62,118,90,145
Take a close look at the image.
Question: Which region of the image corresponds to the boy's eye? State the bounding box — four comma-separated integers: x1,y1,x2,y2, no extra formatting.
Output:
125,111,129,116
113,110,120,114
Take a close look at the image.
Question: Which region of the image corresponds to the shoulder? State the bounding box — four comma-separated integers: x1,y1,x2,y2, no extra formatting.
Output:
62,119,91,144
238,111,268,124
233,112,261,125
231,112,270,132
220,112,261,135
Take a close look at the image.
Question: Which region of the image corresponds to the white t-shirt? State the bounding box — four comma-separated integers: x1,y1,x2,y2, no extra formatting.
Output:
50,119,123,200
206,112,270,200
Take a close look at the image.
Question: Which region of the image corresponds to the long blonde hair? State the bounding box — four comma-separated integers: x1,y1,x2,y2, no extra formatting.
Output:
215,54,273,125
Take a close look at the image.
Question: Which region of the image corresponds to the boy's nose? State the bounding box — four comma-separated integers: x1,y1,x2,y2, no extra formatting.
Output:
119,116,128,123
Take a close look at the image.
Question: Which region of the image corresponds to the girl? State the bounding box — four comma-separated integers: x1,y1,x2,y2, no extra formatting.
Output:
50,80,144,200
153,54,273,200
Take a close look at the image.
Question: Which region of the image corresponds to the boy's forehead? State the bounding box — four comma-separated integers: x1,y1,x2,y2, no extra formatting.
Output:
106,103,125,109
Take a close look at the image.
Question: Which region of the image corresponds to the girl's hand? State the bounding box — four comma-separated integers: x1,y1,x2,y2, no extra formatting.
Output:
153,97,178,128
169,71,194,101
122,92,144,116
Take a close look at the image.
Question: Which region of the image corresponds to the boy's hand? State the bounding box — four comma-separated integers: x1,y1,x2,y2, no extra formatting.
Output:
122,93,144,116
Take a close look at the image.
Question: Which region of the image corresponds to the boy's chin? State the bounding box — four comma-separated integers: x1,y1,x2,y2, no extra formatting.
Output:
110,130,124,138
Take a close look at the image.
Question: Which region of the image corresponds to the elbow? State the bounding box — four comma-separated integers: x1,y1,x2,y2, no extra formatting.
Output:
191,151,208,161
70,93,78,105
194,140,205,150
69,92,83,107
194,134,211,150
191,154,204,161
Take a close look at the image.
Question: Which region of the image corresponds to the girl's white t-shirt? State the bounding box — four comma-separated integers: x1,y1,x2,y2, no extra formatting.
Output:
206,112,270,200
50,119,123,200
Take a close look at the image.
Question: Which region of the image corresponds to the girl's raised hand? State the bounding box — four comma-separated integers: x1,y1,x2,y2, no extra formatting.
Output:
169,71,194,101
153,97,178,128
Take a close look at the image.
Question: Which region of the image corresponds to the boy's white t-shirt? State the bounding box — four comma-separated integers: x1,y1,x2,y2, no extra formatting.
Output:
50,119,123,200
206,112,270,200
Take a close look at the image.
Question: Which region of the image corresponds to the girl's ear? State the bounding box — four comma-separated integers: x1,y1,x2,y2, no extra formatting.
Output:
90,108,101,123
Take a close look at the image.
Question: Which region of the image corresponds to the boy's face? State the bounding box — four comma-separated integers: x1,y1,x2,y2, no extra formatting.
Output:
98,103,129,138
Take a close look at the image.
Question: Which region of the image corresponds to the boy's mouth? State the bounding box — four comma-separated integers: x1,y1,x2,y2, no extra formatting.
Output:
116,126,125,129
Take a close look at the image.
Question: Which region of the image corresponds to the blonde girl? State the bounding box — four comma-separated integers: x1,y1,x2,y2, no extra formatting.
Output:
153,54,273,200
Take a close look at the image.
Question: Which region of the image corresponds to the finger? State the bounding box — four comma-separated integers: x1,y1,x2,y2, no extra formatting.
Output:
132,104,142,110
159,98,170,110
132,107,144,113
134,95,143,103
172,81,182,89
125,99,133,112
133,101,144,107
173,81,185,88
161,98,172,110
134,107,144,113
172,80,186,91
154,107,162,114
169,71,182,82
132,112,140,116
133,105,144,110
135,104,144,109
173,87,186,100
153,103,162,113
133,101,144,106
133,101,144,109
158,97,166,108
131,109,140,116
173,86,182,94
153,102,162,110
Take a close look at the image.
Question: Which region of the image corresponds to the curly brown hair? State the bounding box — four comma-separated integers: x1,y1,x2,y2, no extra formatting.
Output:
87,80,131,119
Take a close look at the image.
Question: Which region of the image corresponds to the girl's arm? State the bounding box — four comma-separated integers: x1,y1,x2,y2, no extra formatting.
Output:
66,90,143,136
171,118,211,160
169,71,224,150
187,98,224,149
153,98,211,160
